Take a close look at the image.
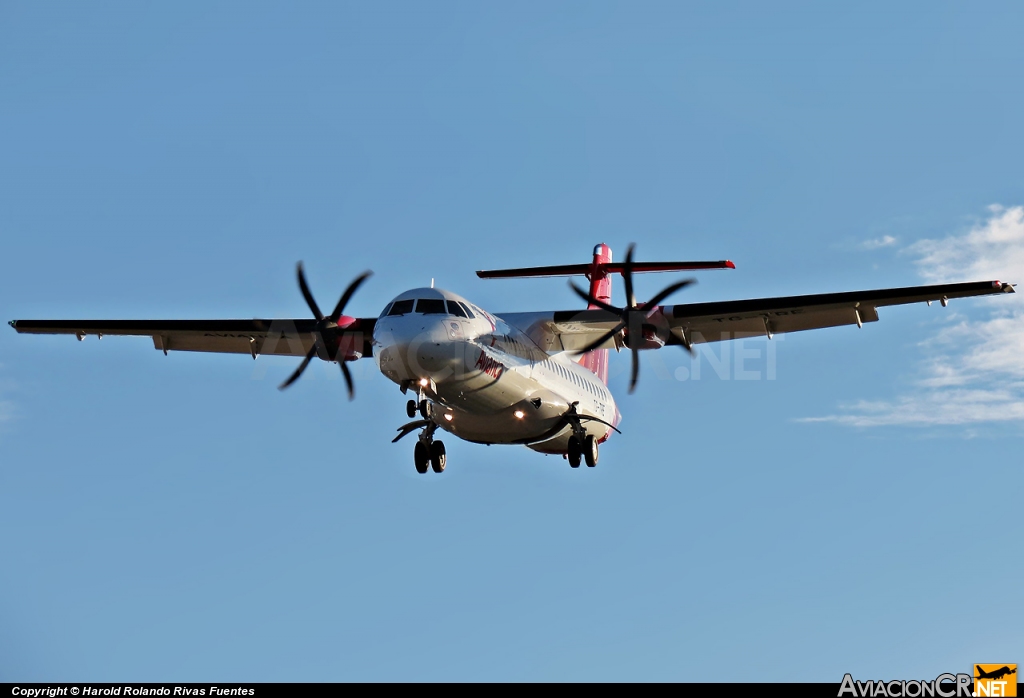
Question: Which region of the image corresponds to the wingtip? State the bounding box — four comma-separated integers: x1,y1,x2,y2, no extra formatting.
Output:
725,260,736,269
7,320,15,329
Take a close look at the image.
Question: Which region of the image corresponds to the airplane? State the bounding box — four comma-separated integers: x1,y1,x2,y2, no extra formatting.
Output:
975,666,1016,681
9,243,1016,474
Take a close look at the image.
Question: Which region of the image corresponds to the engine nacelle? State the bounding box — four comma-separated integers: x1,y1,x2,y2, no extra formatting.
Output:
624,324,667,351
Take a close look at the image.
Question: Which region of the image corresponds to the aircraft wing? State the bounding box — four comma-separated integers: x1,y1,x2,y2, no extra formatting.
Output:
500,280,1015,352
7,318,377,359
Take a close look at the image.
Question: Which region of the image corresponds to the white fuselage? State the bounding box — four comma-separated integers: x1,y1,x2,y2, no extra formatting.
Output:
373,287,618,454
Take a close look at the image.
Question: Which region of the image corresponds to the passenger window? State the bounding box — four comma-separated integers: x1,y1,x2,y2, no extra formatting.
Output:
416,298,447,314
447,301,468,318
459,302,476,319
388,299,414,316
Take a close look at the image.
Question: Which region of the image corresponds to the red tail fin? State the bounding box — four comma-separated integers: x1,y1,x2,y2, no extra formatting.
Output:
477,243,737,385
579,244,612,385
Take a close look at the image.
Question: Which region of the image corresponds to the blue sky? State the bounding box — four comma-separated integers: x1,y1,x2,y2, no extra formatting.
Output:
2,2,1022,682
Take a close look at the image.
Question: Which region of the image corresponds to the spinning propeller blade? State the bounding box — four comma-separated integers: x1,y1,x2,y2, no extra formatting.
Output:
571,244,695,393
279,263,372,398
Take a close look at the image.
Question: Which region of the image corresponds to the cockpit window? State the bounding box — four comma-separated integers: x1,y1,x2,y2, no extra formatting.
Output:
416,298,447,314
458,302,476,319
387,299,414,316
447,300,468,318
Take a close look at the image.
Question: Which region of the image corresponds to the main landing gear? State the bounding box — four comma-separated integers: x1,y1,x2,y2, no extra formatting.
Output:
414,435,446,474
394,399,446,474
567,434,599,468
560,402,616,469
411,422,446,474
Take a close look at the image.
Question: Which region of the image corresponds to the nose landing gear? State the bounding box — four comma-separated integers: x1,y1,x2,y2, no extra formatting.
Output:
407,397,430,419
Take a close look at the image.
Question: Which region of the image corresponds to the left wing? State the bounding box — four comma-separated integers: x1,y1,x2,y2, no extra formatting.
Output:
500,280,1015,351
8,318,376,359
661,280,1015,346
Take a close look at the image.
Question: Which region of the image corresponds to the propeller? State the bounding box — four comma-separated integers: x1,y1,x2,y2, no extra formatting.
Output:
569,243,694,394
279,262,372,398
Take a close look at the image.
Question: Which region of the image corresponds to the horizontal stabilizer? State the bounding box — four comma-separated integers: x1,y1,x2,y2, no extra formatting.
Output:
477,260,735,279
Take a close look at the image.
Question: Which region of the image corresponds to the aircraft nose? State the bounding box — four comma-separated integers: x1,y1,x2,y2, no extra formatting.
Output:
378,319,462,380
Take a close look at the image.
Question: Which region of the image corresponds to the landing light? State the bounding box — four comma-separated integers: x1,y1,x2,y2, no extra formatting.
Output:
419,378,429,387
514,410,525,419
443,413,453,422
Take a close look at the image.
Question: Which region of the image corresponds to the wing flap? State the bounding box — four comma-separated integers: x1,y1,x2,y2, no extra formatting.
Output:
676,305,880,344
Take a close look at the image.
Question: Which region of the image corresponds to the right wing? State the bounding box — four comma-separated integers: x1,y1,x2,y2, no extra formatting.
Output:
8,318,377,359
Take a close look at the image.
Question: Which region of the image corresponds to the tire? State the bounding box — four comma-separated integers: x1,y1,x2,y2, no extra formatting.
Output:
414,441,430,474
430,440,447,473
419,400,430,419
567,437,582,468
584,435,598,467
406,400,417,418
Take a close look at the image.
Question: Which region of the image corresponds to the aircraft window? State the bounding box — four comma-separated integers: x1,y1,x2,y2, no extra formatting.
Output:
447,300,468,318
416,298,447,314
388,300,414,316
458,302,476,319
380,302,393,317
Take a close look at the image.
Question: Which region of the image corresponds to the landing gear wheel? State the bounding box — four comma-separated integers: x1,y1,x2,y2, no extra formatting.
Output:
567,437,582,468
414,441,429,474
584,435,598,467
406,400,418,418
419,400,430,419
430,440,447,473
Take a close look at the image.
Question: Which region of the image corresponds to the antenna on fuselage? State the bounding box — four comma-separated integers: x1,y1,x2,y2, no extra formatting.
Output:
431,278,435,288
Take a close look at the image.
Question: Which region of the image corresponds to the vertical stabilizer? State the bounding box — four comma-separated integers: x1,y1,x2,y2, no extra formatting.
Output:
580,244,612,385
475,244,736,387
